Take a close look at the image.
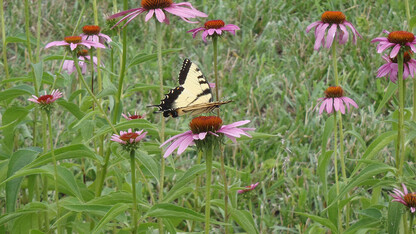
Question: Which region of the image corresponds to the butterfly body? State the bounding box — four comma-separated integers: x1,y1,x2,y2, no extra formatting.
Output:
149,59,231,118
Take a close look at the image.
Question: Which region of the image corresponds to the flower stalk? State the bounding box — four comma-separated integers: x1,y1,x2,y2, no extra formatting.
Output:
397,51,405,176
47,114,61,233
219,147,229,234
0,0,9,79
155,18,166,234
113,0,128,124
73,55,117,134
130,150,138,234
333,112,342,232
204,146,213,234
213,36,220,116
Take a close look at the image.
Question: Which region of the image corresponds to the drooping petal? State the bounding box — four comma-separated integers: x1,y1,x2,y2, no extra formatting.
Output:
177,134,195,155
390,44,402,58
325,24,337,48
108,8,143,19
306,21,322,33
145,9,155,22
338,24,349,44
160,131,192,147
326,98,333,114
45,41,69,49
154,8,166,23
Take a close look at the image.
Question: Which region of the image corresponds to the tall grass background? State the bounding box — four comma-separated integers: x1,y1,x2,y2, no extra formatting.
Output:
1,0,415,233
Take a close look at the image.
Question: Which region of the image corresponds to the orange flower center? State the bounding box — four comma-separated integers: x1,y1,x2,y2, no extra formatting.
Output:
189,116,223,134
77,49,89,57
388,31,415,45
204,20,225,29
38,95,53,103
321,11,346,24
141,0,172,10
82,25,101,35
120,132,139,141
325,86,344,98
64,36,82,44
390,51,412,63
404,193,416,208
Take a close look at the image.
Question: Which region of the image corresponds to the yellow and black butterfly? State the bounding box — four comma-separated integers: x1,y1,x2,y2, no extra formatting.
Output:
149,59,231,118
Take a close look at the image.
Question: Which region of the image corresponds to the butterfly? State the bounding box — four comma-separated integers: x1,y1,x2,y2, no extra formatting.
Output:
149,59,231,118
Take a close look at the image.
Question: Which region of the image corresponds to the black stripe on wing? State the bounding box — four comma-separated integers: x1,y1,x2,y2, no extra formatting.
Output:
156,86,184,110
178,59,192,85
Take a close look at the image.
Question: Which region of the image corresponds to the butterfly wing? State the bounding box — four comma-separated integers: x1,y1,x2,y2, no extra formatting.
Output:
149,59,229,118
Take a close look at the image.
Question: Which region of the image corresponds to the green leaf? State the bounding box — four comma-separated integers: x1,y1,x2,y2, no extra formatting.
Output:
125,83,163,98
6,149,39,212
71,110,100,129
145,203,205,222
56,100,85,120
344,130,367,150
31,62,43,91
317,151,332,203
5,34,37,45
136,150,160,183
21,144,97,170
0,85,34,102
387,202,402,234
92,203,130,234
96,87,117,99
56,166,84,201
128,48,182,68
87,191,132,205
43,55,69,61
410,16,416,30
62,203,111,216
163,164,205,203
345,218,380,234
375,82,397,115
229,208,259,234
0,167,52,186
327,163,396,210
296,212,338,233
90,119,159,141
350,131,396,177
1,107,30,154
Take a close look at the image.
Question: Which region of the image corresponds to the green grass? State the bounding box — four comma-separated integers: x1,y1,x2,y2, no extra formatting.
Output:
1,0,416,233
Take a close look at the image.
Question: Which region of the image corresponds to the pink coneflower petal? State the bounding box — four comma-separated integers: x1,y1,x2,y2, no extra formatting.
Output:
325,24,337,48
45,41,68,48
338,24,349,44
390,44,402,58
305,21,321,33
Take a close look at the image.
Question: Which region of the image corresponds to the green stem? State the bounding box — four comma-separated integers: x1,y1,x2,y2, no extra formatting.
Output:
333,113,341,233
130,150,138,234
191,150,203,231
113,0,128,124
404,0,411,31
95,146,111,196
155,18,166,234
92,0,103,93
137,161,155,205
219,147,229,234
35,0,42,62
213,36,220,116
338,113,346,180
47,114,61,234
73,55,117,134
0,0,9,79
204,146,213,234
410,213,414,234
398,51,405,176
332,42,339,86
41,116,49,232
24,0,33,62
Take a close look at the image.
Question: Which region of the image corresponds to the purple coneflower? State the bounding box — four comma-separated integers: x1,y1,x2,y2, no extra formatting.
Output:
111,129,147,151
62,49,99,75
45,36,105,51
109,0,207,27
238,182,259,194
377,51,416,83
80,25,112,45
187,20,240,42
371,30,416,58
316,86,358,115
306,11,361,50
160,116,255,158
122,111,146,120
28,90,63,113
391,183,416,213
